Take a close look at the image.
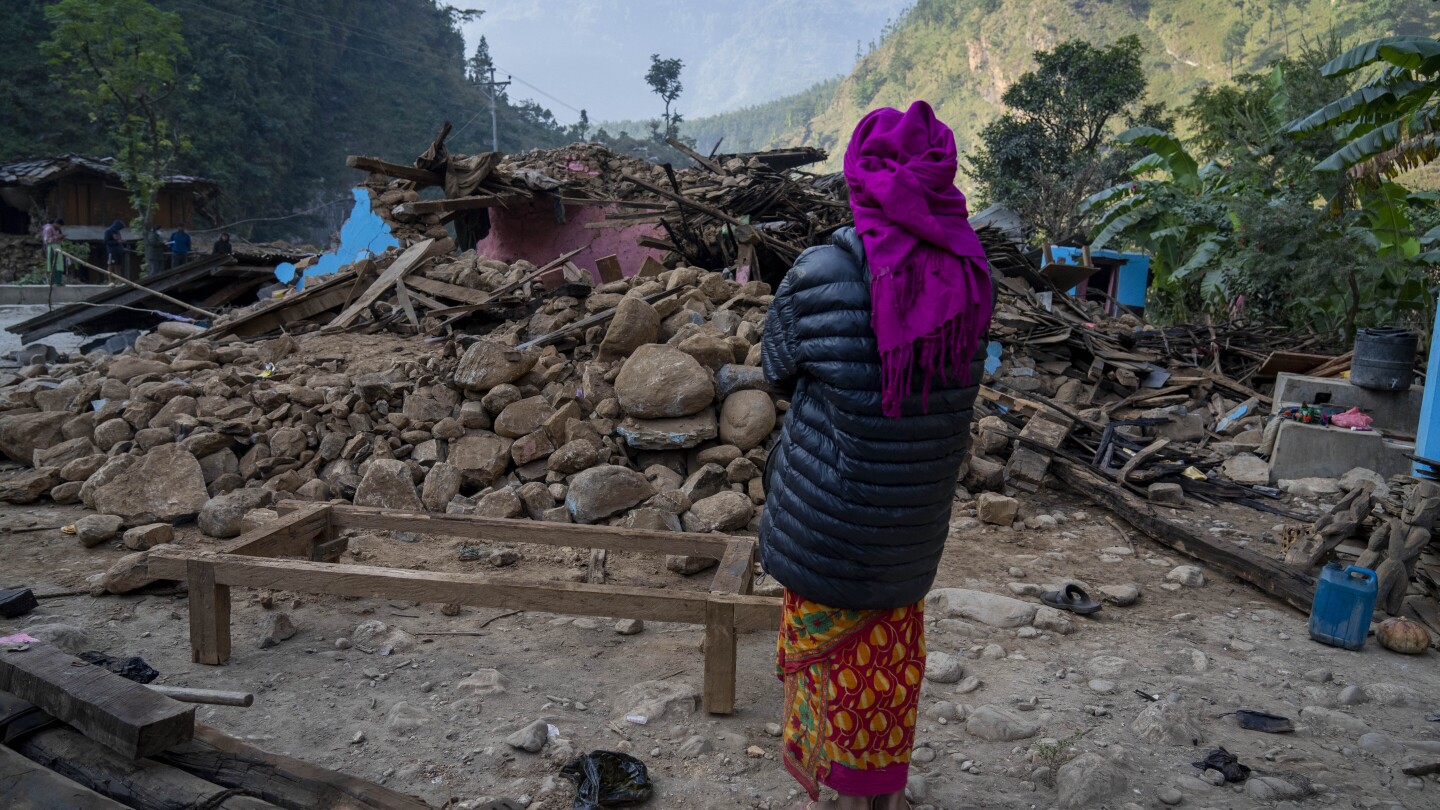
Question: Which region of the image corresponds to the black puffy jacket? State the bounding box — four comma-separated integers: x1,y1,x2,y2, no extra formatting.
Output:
758,227,987,610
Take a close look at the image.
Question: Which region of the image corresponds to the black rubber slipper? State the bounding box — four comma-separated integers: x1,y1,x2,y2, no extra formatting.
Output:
1041,584,1102,615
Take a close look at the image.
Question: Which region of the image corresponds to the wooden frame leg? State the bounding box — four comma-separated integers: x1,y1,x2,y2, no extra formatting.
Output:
704,600,736,715
187,560,231,665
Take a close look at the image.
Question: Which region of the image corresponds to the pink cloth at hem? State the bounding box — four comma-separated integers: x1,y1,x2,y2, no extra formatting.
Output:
824,760,910,797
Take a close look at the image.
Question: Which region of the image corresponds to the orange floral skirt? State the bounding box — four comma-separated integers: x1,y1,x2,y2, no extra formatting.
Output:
776,589,924,798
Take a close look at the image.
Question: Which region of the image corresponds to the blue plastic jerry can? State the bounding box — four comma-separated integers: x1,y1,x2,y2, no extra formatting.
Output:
1309,563,1378,651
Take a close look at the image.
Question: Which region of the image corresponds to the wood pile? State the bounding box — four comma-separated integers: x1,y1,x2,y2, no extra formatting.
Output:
0,641,429,809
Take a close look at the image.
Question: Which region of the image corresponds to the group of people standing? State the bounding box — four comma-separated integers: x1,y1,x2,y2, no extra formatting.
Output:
40,219,232,285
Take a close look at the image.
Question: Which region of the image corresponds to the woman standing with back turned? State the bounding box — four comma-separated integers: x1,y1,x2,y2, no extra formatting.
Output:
760,101,993,810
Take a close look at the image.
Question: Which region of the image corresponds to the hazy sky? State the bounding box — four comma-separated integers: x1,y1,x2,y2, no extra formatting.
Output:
456,0,911,124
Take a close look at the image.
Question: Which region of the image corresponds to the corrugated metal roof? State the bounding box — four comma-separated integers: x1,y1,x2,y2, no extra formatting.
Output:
0,154,216,189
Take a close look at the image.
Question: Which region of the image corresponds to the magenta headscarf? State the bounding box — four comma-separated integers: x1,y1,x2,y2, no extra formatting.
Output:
844,101,992,418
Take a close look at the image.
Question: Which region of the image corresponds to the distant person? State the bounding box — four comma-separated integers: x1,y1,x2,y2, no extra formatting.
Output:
211,230,233,256
41,217,66,286
168,224,192,267
103,219,126,282
145,226,165,277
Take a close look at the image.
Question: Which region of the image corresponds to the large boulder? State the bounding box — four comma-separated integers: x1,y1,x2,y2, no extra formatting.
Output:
33,437,99,470
1131,698,1204,746
599,297,661,359
91,444,208,523
617,412,718,450
682,491,754,533
926,588,1037,628
548,440,599,474
566,465,652,524
421,462,462,512
75,514,124,547
454,340,539,392
1056,752,1129,809
199,489,272,538
0,411,70,464
965,705,1040,741
0,468,62,504
614,345,714,418
718,391,775,452
494,397,554,439
354,459,423,511
449,432,513,488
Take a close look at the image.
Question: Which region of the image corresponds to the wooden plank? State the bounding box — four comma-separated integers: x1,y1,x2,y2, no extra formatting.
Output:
393,193,529,216
153,721,432,810
665,137,724,173
223,502,329,558
703,600,737,715
145,685,253,707
326,239,439,329
345,155,442,186
978,385,1042,416
595,254,624,283
710,539,755,595
727,593,784,632
152,551,716,625
1117,437,1170,484
0,643,194,759
1052,457,1315,612
278,502,728,558
0,744,131,809
199,271,357,341
392,281,420,330
187,559,232,666
402,275,492,306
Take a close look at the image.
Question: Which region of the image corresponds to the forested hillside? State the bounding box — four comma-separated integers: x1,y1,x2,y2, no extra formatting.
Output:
684,0,1439,164
0,0,576,238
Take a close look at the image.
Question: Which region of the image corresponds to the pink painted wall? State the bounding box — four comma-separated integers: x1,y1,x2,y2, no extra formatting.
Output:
475,199,668,283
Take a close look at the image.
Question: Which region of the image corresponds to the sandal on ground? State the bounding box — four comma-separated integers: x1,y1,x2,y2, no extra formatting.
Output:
1040,583,1102,615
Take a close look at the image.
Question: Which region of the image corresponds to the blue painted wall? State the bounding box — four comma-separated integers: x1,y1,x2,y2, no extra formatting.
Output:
1044,246,1151,307
1415,301,1440,474
274,188,400,289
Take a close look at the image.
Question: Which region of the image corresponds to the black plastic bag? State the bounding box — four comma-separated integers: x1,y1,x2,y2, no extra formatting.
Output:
1193,746,1250,783
79,650,159,684
560,751,653,809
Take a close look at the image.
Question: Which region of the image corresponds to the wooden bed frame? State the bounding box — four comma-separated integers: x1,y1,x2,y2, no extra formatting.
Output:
146,501,783,714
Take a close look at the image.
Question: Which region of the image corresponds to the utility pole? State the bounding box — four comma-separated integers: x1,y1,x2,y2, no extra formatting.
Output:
479,66,511,153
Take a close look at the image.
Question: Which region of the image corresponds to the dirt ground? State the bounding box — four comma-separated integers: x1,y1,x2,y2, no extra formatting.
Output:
3,485,1438,810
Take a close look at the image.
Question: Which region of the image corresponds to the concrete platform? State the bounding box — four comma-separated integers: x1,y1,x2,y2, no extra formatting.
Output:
1267,419,1414,483
1272,372,1421,437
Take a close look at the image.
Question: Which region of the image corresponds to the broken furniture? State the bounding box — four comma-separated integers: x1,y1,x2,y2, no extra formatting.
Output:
143,501,783,715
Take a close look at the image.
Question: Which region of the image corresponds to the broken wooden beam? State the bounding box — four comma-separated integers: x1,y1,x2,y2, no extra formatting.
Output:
1052,457,1316,613
153,722,432,810
0,642,194,759
325,238,441,329
393,193,529,216
0,744,129,809
345,155,443,187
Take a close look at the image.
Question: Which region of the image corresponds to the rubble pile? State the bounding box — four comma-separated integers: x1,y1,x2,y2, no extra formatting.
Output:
0,243,780,579
357,127,840,285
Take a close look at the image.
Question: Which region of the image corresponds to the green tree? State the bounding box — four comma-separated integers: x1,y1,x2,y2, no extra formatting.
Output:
42,0,190,232
963,36,1163,244
645,54,684,141
1286,34,1440,183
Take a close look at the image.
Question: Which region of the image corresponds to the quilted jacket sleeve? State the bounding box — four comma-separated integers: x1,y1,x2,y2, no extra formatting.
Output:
761,246,821,389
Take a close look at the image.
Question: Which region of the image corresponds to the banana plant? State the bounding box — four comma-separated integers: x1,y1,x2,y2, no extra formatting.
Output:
1081,128,1234,300
1286,35,1440,181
